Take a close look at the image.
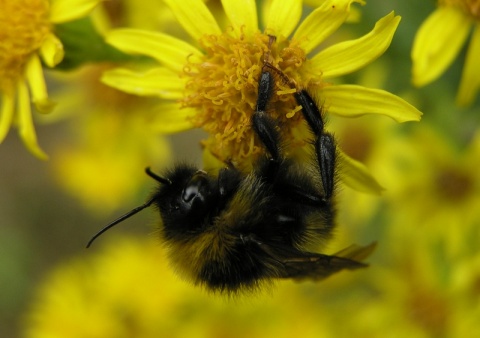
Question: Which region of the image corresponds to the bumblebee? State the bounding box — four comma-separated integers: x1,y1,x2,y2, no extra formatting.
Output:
87,64,374,293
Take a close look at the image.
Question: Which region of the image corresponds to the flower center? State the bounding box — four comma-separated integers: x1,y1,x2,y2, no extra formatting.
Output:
0,0,51,94
338,124,374,163
435,166,474,203
439,0,480,20
181,31,317,168
408,287,450,335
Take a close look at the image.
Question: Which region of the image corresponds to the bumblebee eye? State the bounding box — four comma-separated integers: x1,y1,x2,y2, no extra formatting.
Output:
182,171,209,204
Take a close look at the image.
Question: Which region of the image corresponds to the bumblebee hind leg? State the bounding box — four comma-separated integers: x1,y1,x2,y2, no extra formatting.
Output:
294,90,336,199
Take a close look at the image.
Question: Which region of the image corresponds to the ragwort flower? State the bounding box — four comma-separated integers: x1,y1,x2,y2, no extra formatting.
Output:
24,235,480,337
412,0,480,106
0,0,101,159
338,240,480,338
102,0,422,193
23,237,335,338
376,126,480,256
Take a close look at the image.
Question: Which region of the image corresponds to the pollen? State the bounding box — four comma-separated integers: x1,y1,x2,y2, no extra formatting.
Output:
181,31,316,168
0,0,51,94
439,0,480,19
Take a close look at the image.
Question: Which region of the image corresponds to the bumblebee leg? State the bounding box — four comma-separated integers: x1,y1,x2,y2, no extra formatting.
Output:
252,111,281,162
294,91,336,199
256,71,275,115
218,167,242,199
252,70,282,162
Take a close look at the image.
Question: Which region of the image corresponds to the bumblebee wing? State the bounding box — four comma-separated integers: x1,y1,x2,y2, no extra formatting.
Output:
332,242,377,262
279,252,367,280
257,241,376,281
242,235,375,280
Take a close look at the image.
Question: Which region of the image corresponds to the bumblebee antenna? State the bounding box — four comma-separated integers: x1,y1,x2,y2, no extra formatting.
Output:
86,167,171,248
86,196,157,248
263,35,276,64
145,167,171,185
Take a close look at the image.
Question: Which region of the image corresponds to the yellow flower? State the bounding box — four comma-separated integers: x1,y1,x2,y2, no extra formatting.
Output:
412,0,480,106
23,234,480,337
340,244,480,337
366,193,480,337
0,0,101,159
332,164,480,337
23,237,343,338
324,60,398,226
373,125,480,258
102,0,422,194
333,116,395,228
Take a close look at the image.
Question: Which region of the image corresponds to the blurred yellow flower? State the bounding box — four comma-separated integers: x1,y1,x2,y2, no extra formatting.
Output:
23,230,480,337
332,134,480,336
339,241,480,338
0,0,102,159
102,0,422,194
47,65,172,214
365,189,480,338
412,0,480,106
91,0,185,34
328,60,399,226
23,237,345,338
373,126,480,257
333,116,395,229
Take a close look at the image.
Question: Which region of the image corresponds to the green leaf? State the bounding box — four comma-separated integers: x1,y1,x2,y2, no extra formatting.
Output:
53,17,140,70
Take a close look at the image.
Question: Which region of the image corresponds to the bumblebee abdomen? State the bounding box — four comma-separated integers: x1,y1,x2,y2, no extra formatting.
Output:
166,232,282,292
197,245,282,293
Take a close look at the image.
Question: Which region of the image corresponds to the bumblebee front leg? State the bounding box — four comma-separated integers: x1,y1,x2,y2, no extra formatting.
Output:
294,90,336,199
252,69,281,162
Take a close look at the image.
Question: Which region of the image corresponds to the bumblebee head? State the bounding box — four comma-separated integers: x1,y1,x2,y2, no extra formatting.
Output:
86,165,217,248
153,165,218,240
180,170,212,212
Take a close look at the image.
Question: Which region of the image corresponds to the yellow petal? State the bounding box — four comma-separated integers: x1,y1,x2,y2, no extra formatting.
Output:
106,29,202,72
338,149,383,195
16,82,48,160
294,0,365,54
101,67,185,99
50,0,101,24
345,5,362,23
310,11,400,78
25,55,57,114
412,7,471,87
457,23,480,107
163,0,221,40
0,93,14,143
321,84,422,122
39,33,64,67
150,104,196,133
221,0,258,37
265,0,302,38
